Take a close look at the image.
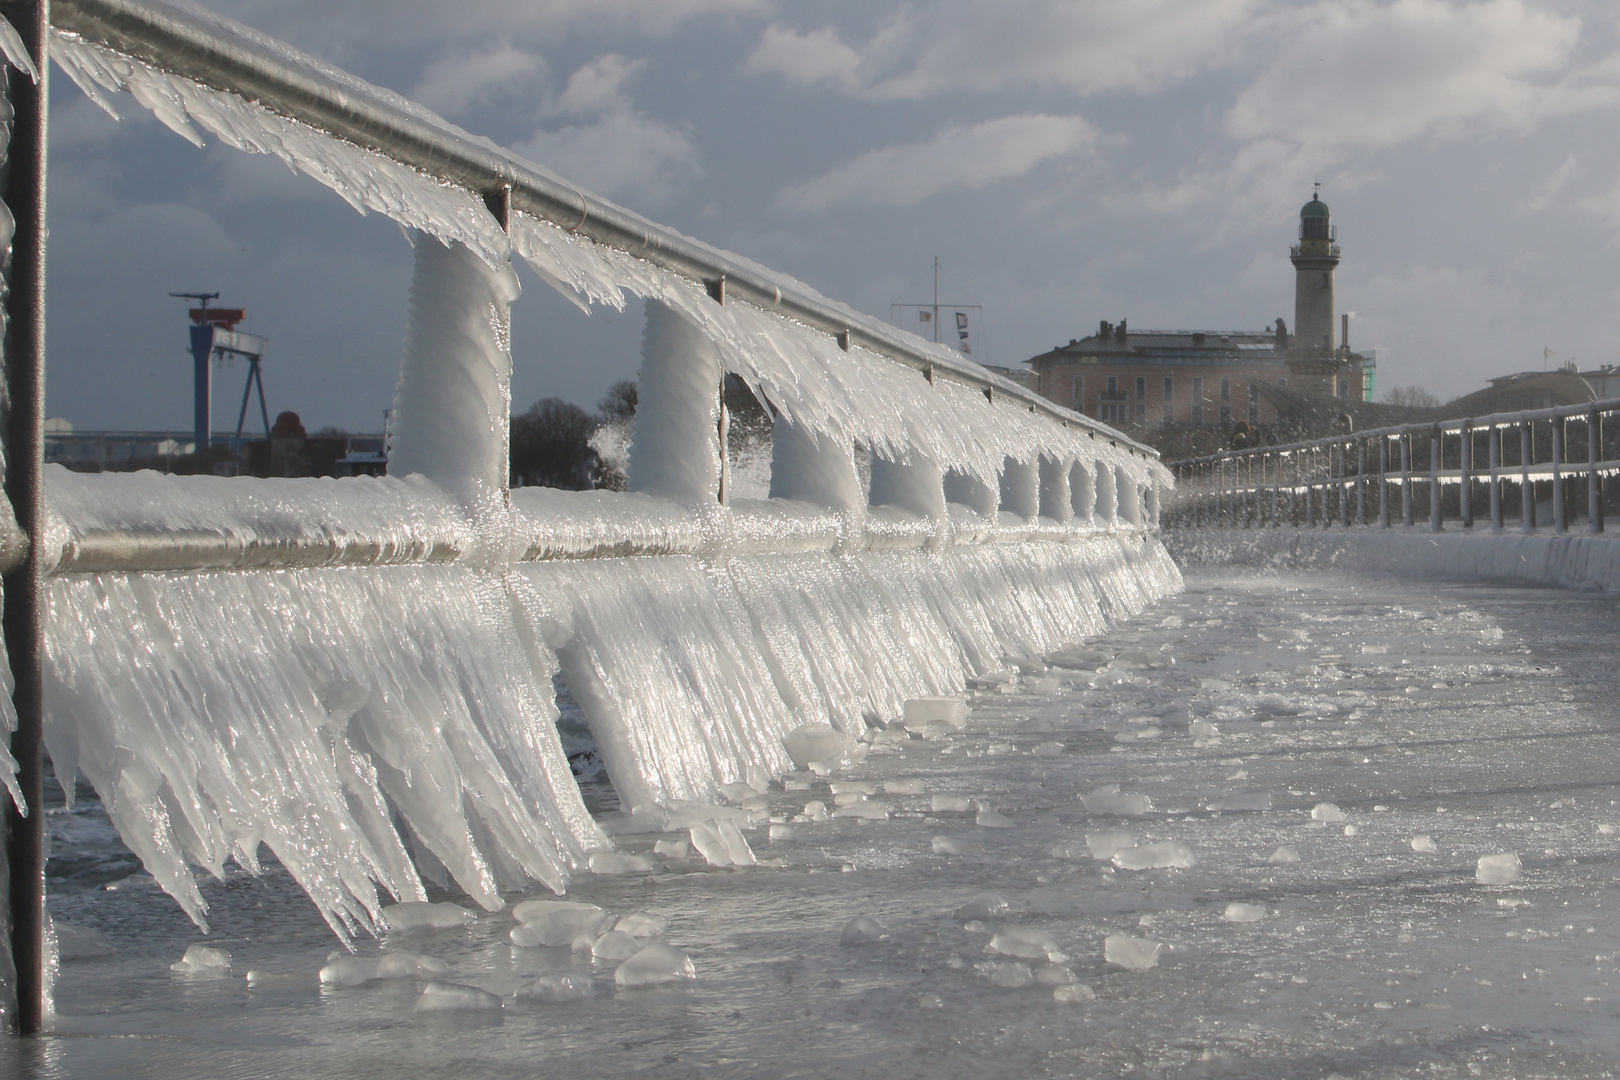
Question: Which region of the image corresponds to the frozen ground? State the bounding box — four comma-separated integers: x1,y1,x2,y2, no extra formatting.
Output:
10,566,1620,1079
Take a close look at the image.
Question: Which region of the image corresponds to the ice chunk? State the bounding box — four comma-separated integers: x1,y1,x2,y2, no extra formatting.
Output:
931,836,980,856
1082,786,1153,816
377,951,452,979
932,795,974,813
882,779,925,796
841,915,889,945
518,972,595,1002
55,922,113,960
833,801,889,821
510,902,612,947
614,912,668,938
653,838,691,859
1189,721,1220,738
384,901,476,933
592,930,644,962
1028,677,1061,695
783,724,855,770
917,993,945,1009
801,800,830,822
976,809,1014,829
1207,791,1272,812
1032,741,1064,757
903,696,968,729
171,945,231,973
1411,835,1437,853
833,792,867,806
1223,903,1265,923
614,944,696,988
1033,963,1075,987
415,980,503,1013
688,818,757,866
989,962,1035,988
1476,852,1521,885
1268,845,1302,864
588,851,652,875
1310,802,1347,822
954,892,1009,919
319,957,380,986
769,824,796,840
1053,983,1096,1003
1103,935,1163,970
1085,831,1136,860
987,924,1066,962
1112,841,1195,870
829,781,877,795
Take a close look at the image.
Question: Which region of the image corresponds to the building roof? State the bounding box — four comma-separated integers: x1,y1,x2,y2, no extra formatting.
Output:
1027,328,1286,369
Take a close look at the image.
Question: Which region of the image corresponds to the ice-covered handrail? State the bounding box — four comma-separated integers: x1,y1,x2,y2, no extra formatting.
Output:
1164,396,1619,535
49,0,1161,467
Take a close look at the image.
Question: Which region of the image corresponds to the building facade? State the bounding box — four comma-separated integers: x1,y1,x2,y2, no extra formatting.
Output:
1025,195,1374,439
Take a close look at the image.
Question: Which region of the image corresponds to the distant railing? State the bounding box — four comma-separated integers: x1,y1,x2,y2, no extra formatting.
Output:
1164,397,1620,535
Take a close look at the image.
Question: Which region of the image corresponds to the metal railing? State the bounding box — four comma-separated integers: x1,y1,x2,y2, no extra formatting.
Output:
1164,397,1620,535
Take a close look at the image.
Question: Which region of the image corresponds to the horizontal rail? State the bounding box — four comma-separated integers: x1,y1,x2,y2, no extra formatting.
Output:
1164,398,1620,536
52,0,1158,462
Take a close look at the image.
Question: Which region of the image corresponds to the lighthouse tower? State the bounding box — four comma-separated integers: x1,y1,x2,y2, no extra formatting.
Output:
1290,190,1340,354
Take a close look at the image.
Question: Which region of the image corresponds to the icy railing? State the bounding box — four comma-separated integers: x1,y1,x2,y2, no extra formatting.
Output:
2,0,1182,959
1165,397,1620,534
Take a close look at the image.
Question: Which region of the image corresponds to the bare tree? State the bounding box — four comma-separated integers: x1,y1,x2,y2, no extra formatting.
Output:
597,380,638,422
1380,385,1440,409
511,397,598,489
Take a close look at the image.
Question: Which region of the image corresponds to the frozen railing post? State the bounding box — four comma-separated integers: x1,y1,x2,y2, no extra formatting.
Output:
998,456,1038,520
388,238,519,525
769,419,863,517
629,300,724,504
1,0,44,1036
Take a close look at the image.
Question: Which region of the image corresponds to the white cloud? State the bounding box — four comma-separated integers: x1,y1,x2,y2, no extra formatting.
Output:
1227,0,1603,151
516,57,699,207
775,114,1096,212
413,43,548,116
745,0,1262,99
1526,152,1579,214
556,54,643,115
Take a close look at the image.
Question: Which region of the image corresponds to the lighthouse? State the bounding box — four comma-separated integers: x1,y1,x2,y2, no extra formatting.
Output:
1290,189,1340,353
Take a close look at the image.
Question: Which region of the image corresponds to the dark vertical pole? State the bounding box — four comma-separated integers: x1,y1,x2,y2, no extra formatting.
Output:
188,322,212,452
1378,436,1389,528
3,0,47,1037
1590,407,1603,535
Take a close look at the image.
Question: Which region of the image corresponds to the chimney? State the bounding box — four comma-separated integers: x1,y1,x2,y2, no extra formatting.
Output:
1341,313,1350,352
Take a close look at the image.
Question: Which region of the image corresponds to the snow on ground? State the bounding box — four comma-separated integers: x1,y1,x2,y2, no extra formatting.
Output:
14,567,1620,1079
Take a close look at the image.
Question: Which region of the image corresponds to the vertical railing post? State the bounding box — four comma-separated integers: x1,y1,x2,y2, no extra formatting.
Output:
1378,435,1390,528
1429,426,1443,532
1520,419,1535,531
3,0,48,1036
1551,417,1566,533
1304,446,1315,528
1489,425,1503,530
1338,440,1349,528
1459,421,1473,528
1269,451,1280,526
1589,407,1604,535
1400,433,1414,527
1356,437,1367,526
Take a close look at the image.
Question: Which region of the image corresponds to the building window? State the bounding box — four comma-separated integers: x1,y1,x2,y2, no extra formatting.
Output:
1248,383,1260,423
1106,375,1118,397
1162,376,1174,425
1134,403,1146,425
1192,377,1203,425
1072,374,1084,407
1099,403,1128,425
1220,377,1231,402
1135,376,1146,402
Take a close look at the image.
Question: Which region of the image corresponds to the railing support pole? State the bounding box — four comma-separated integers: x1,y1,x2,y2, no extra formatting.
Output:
3,0,48,1036
1551,418,1566,533
1590,407,1604,535
1520,420,1535,531
1356,437,1366,526
1378,436,1390,528
1429,427,1443,532
1338,441,1349,528
1401,434,1413,527
1489,425,1503,531
1459,422,1473,528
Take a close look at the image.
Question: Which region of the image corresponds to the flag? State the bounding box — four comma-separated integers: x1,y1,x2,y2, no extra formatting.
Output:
955,311,971,354
919,310,931,323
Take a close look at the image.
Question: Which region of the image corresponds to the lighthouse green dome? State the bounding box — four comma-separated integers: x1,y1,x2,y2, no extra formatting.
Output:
1301,197,1330,218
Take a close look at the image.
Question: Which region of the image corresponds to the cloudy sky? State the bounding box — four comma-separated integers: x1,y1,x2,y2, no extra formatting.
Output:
43,0,1620,433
